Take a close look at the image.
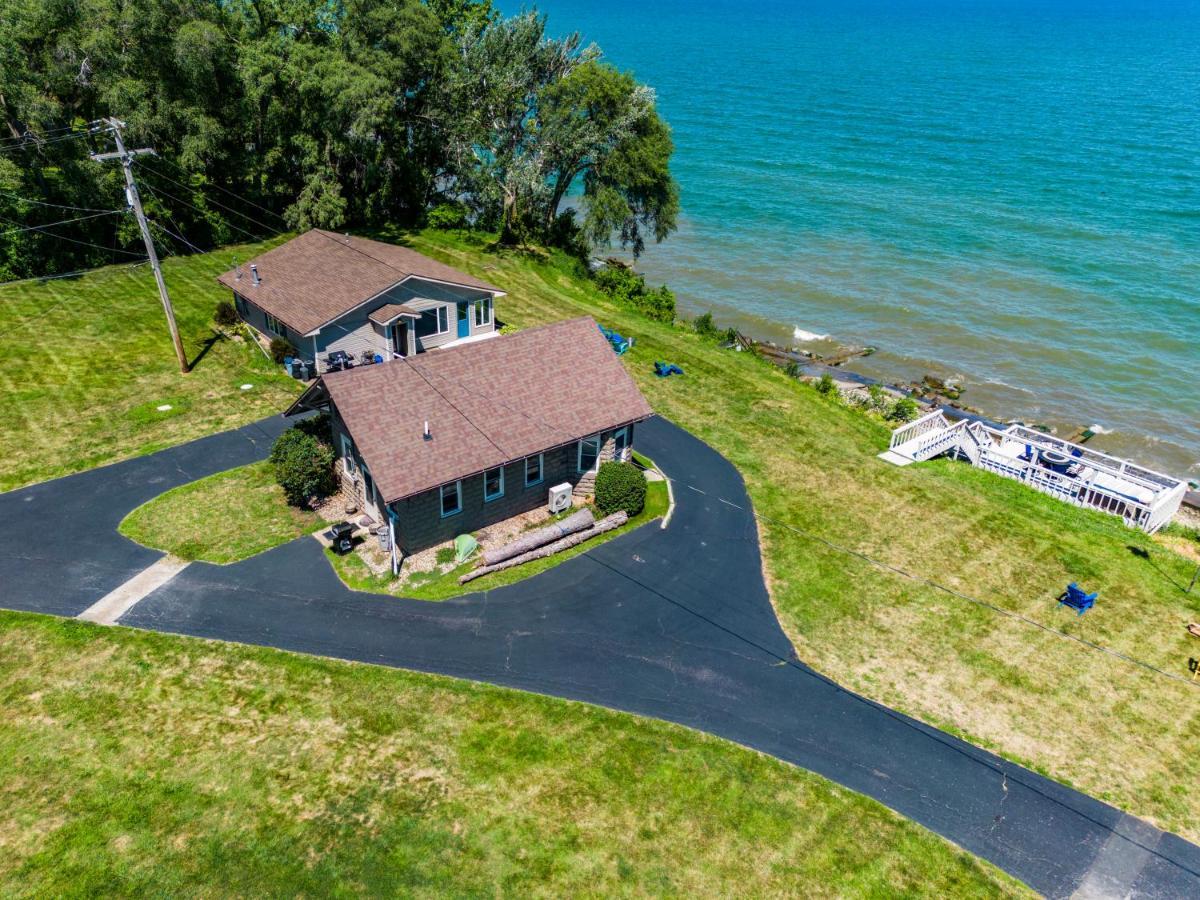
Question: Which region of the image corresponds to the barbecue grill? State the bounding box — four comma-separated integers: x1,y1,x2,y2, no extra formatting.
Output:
330,521,355,554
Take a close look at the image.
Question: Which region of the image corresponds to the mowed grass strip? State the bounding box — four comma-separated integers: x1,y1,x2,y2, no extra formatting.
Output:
0,613,1027,897
0,238,298,492
395,228,1200,840
119,461,327,563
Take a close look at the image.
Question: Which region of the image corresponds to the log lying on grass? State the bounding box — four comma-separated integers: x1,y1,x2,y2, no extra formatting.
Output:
461,512,628,584
481,508,594,566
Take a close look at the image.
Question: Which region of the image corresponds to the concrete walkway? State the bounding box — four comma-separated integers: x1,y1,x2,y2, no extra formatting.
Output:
2,414,1199,898
78,556,190,625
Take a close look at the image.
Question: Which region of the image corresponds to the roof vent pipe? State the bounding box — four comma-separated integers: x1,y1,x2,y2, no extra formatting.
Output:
250,264,260,286
423,420,432,442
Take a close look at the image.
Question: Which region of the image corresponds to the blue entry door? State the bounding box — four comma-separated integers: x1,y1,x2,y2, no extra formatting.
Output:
456,302,470,338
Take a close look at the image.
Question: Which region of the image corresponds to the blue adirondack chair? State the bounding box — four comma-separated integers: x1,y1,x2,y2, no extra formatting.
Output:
654,361,684,378
1059,582,1097,615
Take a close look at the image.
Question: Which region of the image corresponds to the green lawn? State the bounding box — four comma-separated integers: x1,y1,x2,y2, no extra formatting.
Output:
392,227,1200,841
0,236,299,492
118,461,327,563
8,227,1200,845
0,613,1026,897
328,479,670,601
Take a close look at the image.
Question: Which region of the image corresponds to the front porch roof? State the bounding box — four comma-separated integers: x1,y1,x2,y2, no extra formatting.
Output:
368,303,423,327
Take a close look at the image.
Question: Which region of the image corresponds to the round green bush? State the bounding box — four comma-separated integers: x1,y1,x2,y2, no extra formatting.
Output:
594,460,647,518
214,299,238,327
270,427,336,507
269,337,296,364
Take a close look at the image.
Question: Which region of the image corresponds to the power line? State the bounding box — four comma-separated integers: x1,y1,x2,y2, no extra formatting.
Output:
0,209,122,239
0,261,149,341
147,218,206,255
151,154,288,222
0,130,98,154
0,260,148,290
139,161,286,235
0,189,114,213
648,468,1200,690
0,212,144,259
138,179,269,242
89,116,189,374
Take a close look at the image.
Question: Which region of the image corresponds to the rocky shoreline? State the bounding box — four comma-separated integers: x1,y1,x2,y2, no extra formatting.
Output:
727,330,1200,515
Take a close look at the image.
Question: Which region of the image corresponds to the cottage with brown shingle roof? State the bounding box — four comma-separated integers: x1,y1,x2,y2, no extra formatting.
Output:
286,316,654,568
217,230,506,371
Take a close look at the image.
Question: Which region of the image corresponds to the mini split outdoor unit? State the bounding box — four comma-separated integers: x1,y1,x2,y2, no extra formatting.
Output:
547,482,572,514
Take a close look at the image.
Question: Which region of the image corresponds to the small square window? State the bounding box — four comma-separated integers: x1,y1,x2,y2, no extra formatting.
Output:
484,466,504,501
525,454,543,487
440,481,462,517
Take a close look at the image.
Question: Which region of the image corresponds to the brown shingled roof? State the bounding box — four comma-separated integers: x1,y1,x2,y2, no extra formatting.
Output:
216,230,504,335
312,316,653,504
368,303,422,326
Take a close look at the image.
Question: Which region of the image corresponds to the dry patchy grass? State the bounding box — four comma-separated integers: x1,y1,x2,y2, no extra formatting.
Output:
0,613,1025,897
402,228,1200,840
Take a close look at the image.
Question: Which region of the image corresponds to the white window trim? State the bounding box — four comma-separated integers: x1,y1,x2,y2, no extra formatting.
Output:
264,312,286,337
525,453,544,487
484,466,505,502
474,297,492,327
440,480,462,518
613,426,629,461
577,434,601,473
418,305,450,338
340,434,355,475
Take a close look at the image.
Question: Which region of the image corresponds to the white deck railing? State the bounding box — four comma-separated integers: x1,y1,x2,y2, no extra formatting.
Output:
887,414,1186,533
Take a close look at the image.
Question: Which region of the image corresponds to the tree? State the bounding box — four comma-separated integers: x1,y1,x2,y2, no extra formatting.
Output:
443,12,593,244
581,109,678,258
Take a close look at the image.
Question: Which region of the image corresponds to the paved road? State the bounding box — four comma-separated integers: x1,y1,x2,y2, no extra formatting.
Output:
3,416,1198,897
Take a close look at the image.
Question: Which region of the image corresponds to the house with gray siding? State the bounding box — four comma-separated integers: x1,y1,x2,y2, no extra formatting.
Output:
285,316,654,570
217,230,505,372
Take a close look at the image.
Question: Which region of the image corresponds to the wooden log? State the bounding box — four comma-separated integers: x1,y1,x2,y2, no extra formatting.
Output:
481,508,595,566
461,512,628,584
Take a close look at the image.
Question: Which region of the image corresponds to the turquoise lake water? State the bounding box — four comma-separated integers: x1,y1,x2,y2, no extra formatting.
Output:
519,0,1200,477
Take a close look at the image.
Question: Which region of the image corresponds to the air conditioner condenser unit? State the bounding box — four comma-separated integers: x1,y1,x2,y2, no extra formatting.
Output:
548,482,572,514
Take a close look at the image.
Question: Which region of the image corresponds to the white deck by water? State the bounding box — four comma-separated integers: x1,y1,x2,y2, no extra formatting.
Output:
881,410,1187,534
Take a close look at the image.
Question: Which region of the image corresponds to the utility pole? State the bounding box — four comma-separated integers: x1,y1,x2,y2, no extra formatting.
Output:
90,117,189,373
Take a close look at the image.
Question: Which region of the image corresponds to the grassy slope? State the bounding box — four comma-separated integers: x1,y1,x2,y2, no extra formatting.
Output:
5,230,1199,841
0,238,299,491
397,228,1200,840
118,461,327,563
329,479,671,601
0,614,1025,897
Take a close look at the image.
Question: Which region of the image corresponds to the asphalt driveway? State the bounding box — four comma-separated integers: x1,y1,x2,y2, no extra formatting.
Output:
2,415,1198,897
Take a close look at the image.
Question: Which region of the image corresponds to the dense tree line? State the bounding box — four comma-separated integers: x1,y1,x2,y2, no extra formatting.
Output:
0,0,677,280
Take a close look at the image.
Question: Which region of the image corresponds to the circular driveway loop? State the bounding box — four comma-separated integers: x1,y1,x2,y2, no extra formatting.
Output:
2,415,1197,898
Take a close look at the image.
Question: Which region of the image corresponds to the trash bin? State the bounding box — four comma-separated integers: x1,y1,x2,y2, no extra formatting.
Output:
293,361,309,380
375,526,390,551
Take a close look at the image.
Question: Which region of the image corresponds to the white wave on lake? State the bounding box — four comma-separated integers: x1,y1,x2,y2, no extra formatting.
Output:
1088,423,1114,434
793,326,830,342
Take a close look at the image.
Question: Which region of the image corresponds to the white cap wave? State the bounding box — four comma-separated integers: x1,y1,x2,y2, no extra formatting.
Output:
793,325,829,342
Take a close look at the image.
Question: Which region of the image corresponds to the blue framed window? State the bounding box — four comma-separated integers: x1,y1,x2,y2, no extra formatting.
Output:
484,466,504,501
440,480,462,517
525,453,543,487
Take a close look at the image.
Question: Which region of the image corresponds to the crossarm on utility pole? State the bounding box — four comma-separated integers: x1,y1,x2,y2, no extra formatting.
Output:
90,117,190,373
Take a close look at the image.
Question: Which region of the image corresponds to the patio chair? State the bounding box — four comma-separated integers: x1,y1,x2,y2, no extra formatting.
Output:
1058,582,1097,615
654,361,684,378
